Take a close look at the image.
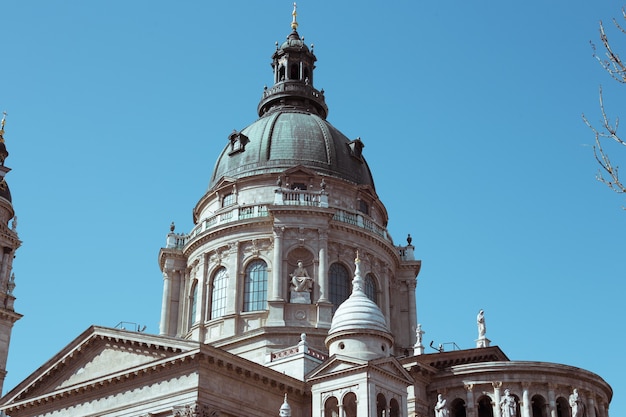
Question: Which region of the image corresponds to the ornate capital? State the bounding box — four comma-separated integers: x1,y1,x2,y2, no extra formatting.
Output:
492,381,503,389
173,402,220,417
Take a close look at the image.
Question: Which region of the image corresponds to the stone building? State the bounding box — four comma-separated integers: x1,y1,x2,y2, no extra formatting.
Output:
0,6,613,417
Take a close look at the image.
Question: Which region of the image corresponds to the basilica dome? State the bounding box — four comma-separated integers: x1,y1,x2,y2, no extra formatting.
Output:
207,22,375,192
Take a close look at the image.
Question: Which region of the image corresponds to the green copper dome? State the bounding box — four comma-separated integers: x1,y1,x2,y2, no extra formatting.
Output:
208,109,375,191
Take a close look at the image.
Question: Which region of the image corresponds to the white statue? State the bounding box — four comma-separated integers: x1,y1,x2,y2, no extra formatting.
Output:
416,323,424,346
434,394,449,417
499,389,517,417
477,309,486,338
290,261,312,292
569,389,585,417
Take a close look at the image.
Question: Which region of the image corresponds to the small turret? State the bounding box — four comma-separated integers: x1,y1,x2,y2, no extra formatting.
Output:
0,111,23,393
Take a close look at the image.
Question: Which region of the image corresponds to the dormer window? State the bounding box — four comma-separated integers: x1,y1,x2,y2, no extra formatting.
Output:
358,199,369,215
228,130,249,155
348,137,364,161
223,192,235,207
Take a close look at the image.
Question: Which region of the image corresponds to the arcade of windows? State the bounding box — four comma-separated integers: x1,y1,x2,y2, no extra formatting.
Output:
324,392,400,417
188,261,380,326
445,392,594,417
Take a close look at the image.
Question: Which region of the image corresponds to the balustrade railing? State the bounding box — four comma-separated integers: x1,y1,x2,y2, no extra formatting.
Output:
166,193,394,249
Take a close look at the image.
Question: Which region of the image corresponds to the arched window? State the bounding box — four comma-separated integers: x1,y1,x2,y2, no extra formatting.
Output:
450,398,467,417
189,280,198,328
325,396,339,417
389,398,400,417
343,392,357,417
243,260,268,312
365,273,378,304
532,395,547,417
290,63,299,80
556,398,570,417
210,267,228,319
477,396,494,417
377,393,387,417
329,263,350,312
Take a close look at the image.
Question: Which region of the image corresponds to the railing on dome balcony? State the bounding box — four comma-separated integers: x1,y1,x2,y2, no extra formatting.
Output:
166,204,270,249
165,189,397,249
332,210,389,240
261,81,325,101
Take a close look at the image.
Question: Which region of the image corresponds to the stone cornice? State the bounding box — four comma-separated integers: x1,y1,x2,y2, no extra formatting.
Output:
329,222,400,267
0,308,22,323
437,360,613,398
197,344,307,397
183,217,274,256
158,247,187,271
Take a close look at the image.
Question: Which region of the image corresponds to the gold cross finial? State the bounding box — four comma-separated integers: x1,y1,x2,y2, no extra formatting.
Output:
291,3,298,30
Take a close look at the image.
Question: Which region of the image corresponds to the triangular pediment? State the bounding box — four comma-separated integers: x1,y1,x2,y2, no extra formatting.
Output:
282,165,318,178
1,326,198,405
211,176,238,192
306,354,367,381
307,355,413,386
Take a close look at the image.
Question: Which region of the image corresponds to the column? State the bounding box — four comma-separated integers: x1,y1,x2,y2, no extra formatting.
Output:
196,258,207,341
271,227,284,301
493,382,502,417
587,394,597,417
465,384,476,417
159,270,172,336
317,230,328,302
522,383,531,417
0,250,10,290
547,384,557,417
407,278,417,344
383,265,391,323
598,400,607,417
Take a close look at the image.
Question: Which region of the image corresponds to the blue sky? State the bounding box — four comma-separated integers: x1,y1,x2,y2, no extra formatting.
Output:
2,1,624,414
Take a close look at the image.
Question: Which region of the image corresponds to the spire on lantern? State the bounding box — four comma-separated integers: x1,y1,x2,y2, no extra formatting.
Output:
0,111,6,143
0,111,9,167
291,3,298,31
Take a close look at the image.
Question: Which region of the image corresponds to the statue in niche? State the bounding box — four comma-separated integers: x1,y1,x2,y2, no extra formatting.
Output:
290,261,312,292
569,389,585,417
499,389,517,417
477,309,486,338
434,394,449,417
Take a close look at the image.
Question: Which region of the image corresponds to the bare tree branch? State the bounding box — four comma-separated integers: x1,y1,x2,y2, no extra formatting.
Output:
592,9,626,83
585,8,626,207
